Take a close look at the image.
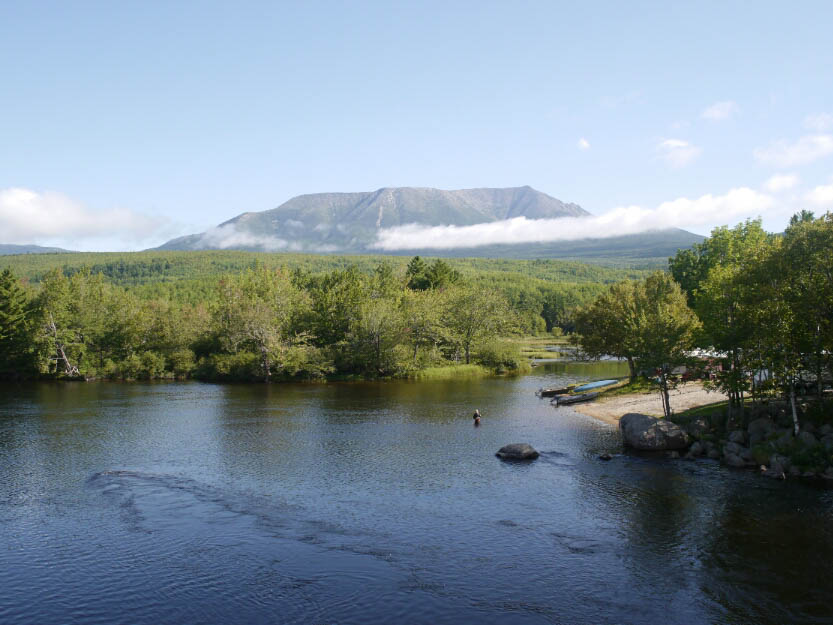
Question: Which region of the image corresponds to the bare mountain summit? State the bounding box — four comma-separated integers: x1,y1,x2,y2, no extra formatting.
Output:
156,186,589,252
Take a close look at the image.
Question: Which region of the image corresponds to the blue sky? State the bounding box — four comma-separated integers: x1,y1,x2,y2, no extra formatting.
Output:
2,1,832,251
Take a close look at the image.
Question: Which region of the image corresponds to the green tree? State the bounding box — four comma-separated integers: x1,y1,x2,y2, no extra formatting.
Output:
405,256,430,290
345,296,406,376
574,280,641,381
444,286,515,364
35,269,84,376
0,269,37,378
212,267,312,381
631,272,701,418
680,220,771,420
400,289,448,365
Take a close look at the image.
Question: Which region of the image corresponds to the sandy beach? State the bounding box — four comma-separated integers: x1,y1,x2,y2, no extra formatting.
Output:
573,382,727,426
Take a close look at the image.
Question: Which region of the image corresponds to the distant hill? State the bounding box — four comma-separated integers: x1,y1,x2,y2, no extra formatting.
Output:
0,244,75,256
154,185,704,261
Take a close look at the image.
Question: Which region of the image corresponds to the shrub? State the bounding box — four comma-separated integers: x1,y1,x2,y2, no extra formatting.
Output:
475,339,525,373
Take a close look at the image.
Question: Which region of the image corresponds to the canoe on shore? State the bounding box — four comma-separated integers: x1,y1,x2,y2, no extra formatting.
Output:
572,379,619,393
553,392,600,406
537,386,574,397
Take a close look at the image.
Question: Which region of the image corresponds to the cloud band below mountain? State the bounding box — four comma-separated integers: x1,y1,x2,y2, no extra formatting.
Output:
371,187,774,250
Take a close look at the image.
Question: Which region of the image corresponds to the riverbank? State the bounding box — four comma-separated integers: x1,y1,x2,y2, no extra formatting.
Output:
574,381,728,425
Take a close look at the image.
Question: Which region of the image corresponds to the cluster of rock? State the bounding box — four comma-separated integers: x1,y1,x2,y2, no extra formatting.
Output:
618,412,833,481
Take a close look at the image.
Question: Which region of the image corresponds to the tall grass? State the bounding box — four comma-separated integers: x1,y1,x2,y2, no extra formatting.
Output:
412,364,491,380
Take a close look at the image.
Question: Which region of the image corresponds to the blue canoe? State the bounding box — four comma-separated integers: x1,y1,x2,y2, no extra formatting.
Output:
572,379,619,393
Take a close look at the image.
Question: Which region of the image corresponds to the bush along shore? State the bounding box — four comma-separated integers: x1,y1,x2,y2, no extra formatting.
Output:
618,398,833,482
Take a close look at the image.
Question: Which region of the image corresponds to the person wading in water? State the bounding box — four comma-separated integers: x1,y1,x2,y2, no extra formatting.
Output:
473,409,481,426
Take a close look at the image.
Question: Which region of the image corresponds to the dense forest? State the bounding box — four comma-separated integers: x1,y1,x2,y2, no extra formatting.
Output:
575,211,833,430
0,253,649,382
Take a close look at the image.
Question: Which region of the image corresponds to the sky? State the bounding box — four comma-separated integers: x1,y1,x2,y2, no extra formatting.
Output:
2,0,833,251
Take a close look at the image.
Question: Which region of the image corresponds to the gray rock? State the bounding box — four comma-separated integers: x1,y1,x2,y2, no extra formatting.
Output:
797,431,818,447
667,451,680,459
822,434,833,450
728,430,747,445
707,449,721,460
685,418,711,438
619,413,689,451
770,454,791,471
723,441,743,456
704,441,716,453
775,431,794,451
739,447,754,462
748,417,776,445
496,443,539,460
725,453,745,468
598,453,613,461
821,424,833,436
689,441,704,457
788,466,801,477
803,422,817,434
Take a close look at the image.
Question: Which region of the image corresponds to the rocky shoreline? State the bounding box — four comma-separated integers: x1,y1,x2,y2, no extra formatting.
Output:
617,408,833,482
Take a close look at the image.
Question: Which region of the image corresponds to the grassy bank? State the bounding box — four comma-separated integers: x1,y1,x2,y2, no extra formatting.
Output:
411,364,492,380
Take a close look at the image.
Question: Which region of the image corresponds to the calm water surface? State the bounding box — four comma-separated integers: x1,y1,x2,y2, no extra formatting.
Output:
1,363,832,625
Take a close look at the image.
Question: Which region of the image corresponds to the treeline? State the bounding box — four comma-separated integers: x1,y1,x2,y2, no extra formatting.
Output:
2,250,654,287
575,211,833,429
0,255,598,382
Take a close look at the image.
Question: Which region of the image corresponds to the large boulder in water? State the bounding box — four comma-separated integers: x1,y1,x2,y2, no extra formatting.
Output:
619,413,689,451
496,443,539,460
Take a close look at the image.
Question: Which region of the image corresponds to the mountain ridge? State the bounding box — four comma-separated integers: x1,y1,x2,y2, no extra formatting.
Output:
156,186,590,253
152,185,704,261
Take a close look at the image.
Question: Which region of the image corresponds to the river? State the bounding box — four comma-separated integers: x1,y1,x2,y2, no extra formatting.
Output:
1,362,832,625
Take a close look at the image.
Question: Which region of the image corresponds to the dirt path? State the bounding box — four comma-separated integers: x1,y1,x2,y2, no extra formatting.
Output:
573,382,727,426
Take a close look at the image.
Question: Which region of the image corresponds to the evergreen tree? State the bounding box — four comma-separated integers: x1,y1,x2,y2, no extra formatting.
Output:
0,269,36,378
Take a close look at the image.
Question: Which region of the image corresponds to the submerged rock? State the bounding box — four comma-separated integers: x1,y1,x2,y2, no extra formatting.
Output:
619,413,689,451
496,443,539,460
598,453,613,461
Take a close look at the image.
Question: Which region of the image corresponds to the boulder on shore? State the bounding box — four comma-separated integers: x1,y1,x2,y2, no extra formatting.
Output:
748,417,776,445
619,413,689,451
496,443,539,460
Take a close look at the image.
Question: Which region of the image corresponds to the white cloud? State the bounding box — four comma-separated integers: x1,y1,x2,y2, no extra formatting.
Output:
753,135,833,167
702,100,739,121
658,139,702,168
198,224,289,251
0,187,167,248
195,223,339,253
371,187,774,250
804,113,833,132
577,138,590,150
805,182,833,207
763,173,799,192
